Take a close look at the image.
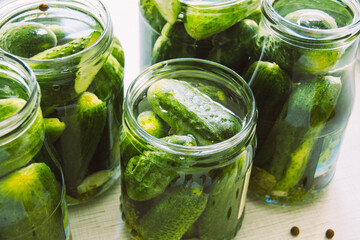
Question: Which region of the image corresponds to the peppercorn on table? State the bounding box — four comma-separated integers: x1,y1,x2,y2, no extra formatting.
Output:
68,1,360,239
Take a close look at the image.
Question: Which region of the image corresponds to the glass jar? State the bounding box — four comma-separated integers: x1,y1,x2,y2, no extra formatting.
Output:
0,52,70,239
139,0,261,74
120,58,257,240
247,0,360,205
0,0,125,205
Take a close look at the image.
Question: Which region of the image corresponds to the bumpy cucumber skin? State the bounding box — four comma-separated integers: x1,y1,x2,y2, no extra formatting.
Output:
137,182,208,240
197,152,248,240
197,85,227,106
148,79,242,146
207,19,260,74
0,163,65,240
137,110,167,138
58,92,107,194
0,99,44,176
125,151,178,201
44,118,66,143
31,31,101,60
256,76,342,193
153,0,182,24
184,0,260,40
244,61,292,150
125,134,196,201
140,0,167,33
0,22,57,58
151,22,198,64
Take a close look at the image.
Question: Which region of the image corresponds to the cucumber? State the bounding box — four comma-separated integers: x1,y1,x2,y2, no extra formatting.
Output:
140,0,167,33
137,182,208,240
0,98,26,121
184,0,259,39
0,162,65,239
44,118,66,143
160,134,196,146
153,0,182,24
197,84,227,106
207,19,260,74
244,61,292,150
0,98,44,176
125,134,196,201
31,31,101,60
256,75,342,194
151,22,198,64
197,151,248,239
137,110,168,138
0,22,57,58
147,79,242,145
94,54,124,101
58,92,107,194
112,37,125,67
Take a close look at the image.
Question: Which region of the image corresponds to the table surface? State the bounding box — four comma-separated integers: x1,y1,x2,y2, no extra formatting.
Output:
68,1,360,239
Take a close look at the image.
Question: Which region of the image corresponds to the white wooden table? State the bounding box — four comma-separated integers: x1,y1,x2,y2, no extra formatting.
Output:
68,1,360,239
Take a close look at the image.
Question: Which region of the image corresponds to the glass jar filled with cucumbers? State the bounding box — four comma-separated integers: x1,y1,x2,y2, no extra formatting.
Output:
120,58,257,240
0,52,70,239
247,0,360,205
0,0,125,205
139,0,261,74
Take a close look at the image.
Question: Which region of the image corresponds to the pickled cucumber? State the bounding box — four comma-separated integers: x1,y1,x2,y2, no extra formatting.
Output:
147,79,242,145
0,22,57,58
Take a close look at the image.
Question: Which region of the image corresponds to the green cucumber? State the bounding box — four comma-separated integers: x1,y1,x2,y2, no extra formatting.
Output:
58,92,107,194
140,0,167,33
137,182,208,240
125,134,196,201
256,76,342,194
184,0,259,39
112,37,125,67
0,162,64,239
31,31,101,60
44,118,66,143
244,61,292,150
153,0,181,24
0,22,57,58
197,84,227,106
197,151,248,239
0,98,44,176
137,110,168,138
207,19,260,73
147,79,242,145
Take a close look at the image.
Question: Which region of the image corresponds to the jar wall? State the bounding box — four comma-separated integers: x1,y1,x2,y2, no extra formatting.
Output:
0,0,125,205
120,59,257,240
247,0,360,205
0,53,70,239
139,0,261,74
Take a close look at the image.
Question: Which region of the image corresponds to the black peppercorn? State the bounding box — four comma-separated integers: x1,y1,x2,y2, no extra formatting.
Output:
290,226,300,236
39,3,49,11
326,229,335,239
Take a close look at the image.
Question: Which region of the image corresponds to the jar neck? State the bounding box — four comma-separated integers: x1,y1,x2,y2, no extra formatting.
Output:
261,0,360,45
0,0,113,78
124,58,257,159
0,53,43,145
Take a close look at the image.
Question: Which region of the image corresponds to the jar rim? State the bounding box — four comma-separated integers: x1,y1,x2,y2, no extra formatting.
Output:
179,0,250,7
125,58,257,156
0,0,112,63
262,0,360,41
0,52,39,138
